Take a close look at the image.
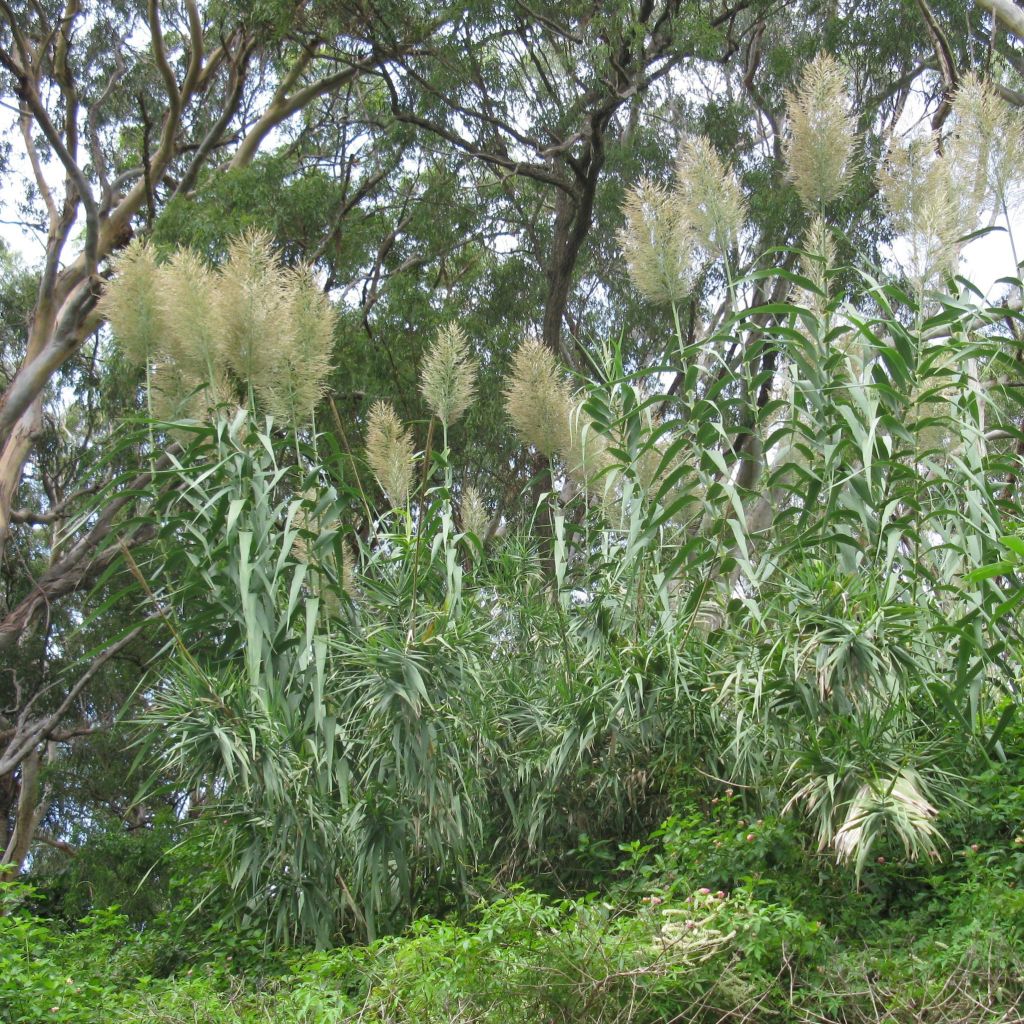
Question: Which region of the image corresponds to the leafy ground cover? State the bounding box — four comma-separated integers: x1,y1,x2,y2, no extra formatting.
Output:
5,756,1022,1024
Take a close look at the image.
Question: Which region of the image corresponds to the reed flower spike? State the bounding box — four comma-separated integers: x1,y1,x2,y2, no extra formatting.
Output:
619,180,695,304
947,72,1024,221
159,248,218,380
879,137,967,290
365,400,416,507
674,135,747,261
504,337,572,459
99,239,164,368
785,54,858,210
420,323,478,428
260,265,336,426
214,230,286,392
460,485,490,542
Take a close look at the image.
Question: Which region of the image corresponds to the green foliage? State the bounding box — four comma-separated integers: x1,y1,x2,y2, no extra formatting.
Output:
95,222,1022,951
4,761,1023,1023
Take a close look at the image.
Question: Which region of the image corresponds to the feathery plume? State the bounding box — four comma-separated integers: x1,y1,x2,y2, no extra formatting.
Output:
674,136,747,261
159,248,219,380
260,266,336,427
785,54,858,210
340,541,357,597
798,214,838,315
460,485,490,541
365,400,416,507
150,360,202,423
879,138,969,290
420,323,478,428
947,72,1024,219
618,180,696,305
504,337,572,458
99,239,164,367
214,230,286,391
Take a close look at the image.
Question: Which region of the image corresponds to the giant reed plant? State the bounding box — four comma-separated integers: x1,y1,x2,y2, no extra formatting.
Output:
96,66,1024,948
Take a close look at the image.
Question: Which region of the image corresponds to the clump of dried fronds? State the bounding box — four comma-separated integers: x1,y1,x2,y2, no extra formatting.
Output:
675,136,747,261
99,239,164,367
785,54,858,210
365,400,416,508
833,770,941,869
619,180,696,305
503,337,573,459
420,323,478,428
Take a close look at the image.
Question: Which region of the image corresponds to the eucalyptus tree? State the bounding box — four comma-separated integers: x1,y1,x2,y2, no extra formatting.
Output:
0,0,437,610
0,0,435,874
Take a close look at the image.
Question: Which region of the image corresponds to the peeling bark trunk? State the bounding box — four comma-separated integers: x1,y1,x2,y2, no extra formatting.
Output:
0,747,48,879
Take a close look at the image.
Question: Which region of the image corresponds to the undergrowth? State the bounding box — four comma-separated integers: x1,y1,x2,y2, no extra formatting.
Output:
4,757,1022,1024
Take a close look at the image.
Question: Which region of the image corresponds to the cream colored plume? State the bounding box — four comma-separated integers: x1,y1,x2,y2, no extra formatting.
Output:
619,180,695,305
149,360,201,424
797,214,838,316
365,400,416,507
340,541,357,597
946,72,1024,220
460,485,490,541
158,248,218,380
878,137,969,290
100,239,164,368
785,54,858,210
102,229,337,429
260,265,336,425
503,337,572,459
214,230,287,393
675,136,747,261
420,323,478,427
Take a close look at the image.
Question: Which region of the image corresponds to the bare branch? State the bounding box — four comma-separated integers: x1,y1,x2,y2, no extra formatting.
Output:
0,447,180,650
18,103,57,229
230,55,379,169
0,618,155,778
172,37,255,199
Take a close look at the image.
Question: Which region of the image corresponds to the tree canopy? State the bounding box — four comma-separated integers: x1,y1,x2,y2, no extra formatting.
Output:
2,1,1024,986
